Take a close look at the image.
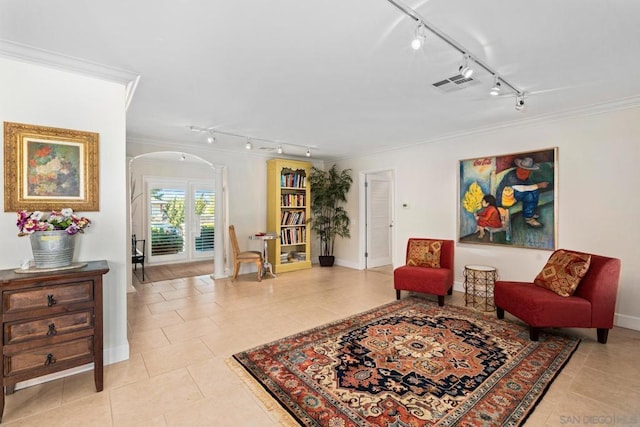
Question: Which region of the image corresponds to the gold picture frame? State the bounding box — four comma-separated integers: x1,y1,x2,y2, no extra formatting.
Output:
4,122,99,212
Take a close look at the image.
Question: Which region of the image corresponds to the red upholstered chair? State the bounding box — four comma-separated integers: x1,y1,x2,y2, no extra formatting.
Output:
495,250,621,344
394,238,454,306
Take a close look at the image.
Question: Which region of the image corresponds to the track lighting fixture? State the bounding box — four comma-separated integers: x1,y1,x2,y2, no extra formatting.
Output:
207,131,215,144
458,55,474,79
180,153,186,161
188,125,317,157
515,95,525,111
490,77,502,96
411,23,427,50
385,0,527,109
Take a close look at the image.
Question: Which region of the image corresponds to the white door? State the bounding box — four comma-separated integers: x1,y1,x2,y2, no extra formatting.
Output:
366,172,393,268
190,183,215,260
147,181,187,264
146,178,215,264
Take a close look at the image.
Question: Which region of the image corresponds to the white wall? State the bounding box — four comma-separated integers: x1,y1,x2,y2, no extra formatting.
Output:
334,106,640,330
0,57,130,363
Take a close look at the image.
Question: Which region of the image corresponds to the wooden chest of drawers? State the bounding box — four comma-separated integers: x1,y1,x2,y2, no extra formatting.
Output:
0,260,109,422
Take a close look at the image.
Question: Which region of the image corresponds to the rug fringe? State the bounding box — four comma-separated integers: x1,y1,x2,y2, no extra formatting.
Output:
225,357,300,426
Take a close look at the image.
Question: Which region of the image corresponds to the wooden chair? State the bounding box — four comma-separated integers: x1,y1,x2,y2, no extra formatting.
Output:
229,225,263,281
132,234,146,281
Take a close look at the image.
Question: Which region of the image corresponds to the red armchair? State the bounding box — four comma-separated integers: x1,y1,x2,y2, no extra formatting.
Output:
495,250,621,344
394,238,454,306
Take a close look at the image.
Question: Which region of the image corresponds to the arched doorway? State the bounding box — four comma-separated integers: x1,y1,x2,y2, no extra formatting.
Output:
128,151,227,282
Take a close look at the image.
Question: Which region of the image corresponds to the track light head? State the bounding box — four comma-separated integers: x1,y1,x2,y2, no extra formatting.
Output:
245,138,252,150
490,78,502,96
411,24,427,50
180,153,186,161
515,95,525,111
458,55,474,78
276,145,284,154
207,131,215,144
305,148,311,157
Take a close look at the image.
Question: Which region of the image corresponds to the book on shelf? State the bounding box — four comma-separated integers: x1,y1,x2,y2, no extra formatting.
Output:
280,193,306,207
280,173,307,188
280,227,305,245
280,210,306,225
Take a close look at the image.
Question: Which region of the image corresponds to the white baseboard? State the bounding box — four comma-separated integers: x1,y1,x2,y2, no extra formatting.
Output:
333,257,360,270
104,343,130,365
453,281,465,293
614,313,640,331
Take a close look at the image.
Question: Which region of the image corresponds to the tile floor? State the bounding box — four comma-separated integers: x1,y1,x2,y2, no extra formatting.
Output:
2,266,639,426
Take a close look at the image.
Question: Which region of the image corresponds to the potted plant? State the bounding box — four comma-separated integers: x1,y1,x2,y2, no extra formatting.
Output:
309,164,353,266
16,208,91,268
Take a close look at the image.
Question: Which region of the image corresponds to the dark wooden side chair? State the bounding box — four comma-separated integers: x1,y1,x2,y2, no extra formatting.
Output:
132,234,146,281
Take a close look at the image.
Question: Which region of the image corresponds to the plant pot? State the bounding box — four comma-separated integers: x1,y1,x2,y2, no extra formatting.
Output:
29,230,76,268
318,255,335,267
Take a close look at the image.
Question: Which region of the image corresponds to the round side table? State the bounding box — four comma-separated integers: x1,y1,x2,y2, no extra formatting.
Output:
464,265,498,312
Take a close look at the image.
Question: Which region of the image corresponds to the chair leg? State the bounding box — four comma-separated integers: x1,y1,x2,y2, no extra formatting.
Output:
437,295,445,306
256,261,262,282
597,328,609,344
447,287,453,296
232,262,240,280
496,307,505,319
141,263,145,281
395,290,401,300
529,326,540,341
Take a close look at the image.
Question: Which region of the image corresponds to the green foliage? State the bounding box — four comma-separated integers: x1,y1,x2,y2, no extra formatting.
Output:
194,194,207,215
309,164,353,257
195,225,215,251
164,198,185,229
151,226,184,255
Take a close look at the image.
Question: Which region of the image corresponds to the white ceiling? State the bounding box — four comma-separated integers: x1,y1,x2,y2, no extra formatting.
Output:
2,0,639,160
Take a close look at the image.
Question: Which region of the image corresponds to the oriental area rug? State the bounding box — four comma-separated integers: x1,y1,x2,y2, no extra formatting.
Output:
232,297,579,426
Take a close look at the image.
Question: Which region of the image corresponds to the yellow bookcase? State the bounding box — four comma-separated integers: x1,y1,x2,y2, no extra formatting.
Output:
267,158,312,273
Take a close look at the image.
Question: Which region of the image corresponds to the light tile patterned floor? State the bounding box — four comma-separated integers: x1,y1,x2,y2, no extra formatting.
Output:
2,266,639,426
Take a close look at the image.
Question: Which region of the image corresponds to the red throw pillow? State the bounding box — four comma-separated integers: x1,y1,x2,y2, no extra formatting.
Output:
534,249,591,297
407,240,442,268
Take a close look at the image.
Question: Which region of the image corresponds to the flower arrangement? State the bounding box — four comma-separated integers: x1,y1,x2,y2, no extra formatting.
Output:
17,208,91,236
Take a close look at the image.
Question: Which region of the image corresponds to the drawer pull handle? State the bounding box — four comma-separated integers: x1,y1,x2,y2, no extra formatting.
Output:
47,294,57,307
44,353,56,366
47,323,57,336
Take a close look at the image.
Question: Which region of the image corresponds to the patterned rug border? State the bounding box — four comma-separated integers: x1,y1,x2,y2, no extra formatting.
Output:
233,297,581,426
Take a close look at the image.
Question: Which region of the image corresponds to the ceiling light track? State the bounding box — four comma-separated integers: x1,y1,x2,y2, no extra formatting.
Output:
385,0,525,99
188,125,317,155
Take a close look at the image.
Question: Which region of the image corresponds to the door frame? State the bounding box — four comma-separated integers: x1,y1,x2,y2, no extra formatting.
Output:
129,153,227,280
358,168,396,270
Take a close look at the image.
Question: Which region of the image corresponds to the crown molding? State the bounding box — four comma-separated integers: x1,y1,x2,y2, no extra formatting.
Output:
0,39,140,109
334,94,640,162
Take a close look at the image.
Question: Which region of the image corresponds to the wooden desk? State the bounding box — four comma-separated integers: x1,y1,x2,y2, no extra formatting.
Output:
0,260,109,422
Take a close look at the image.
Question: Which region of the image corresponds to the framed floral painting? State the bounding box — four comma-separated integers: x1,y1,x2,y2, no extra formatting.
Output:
458,148,557,250
4,122,99,212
